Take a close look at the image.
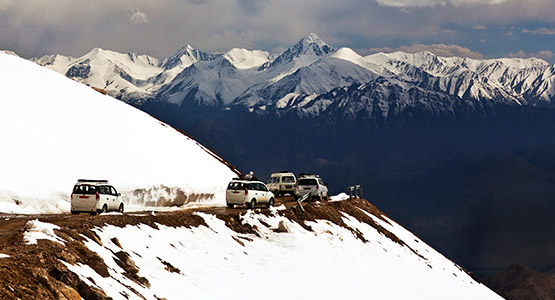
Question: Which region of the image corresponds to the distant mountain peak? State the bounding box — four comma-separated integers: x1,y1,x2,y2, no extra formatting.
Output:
293,32,334,56
300,32,327,46
263,33,335,69
162,45,214,70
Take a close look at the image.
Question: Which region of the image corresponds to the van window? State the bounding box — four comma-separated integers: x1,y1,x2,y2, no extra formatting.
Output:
282,176,295,183
110,186,118,196
298,178,317,186
228,182,246,190
73,184,97,194
98,186,108,195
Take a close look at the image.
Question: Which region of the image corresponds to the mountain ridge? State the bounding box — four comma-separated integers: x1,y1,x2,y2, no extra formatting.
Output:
30,33,555,114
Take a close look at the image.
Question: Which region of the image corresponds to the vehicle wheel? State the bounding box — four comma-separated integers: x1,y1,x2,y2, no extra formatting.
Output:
268,197,275,207
71,210,79,215
89,211,97,216
99,205,108,214
227,204,234,209
247,199,256,209
118,203,124,213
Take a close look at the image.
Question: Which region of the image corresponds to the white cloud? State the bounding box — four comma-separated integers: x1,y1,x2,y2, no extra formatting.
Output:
0,0,12,10
368,43,484,58
127,7,149,24
473,25,487,30
522,27,555,36
507,50,553,60
376,0,506,7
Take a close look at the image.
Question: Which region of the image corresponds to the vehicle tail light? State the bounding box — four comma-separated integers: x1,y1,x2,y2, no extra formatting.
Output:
70,192,73,199
96,192,100,201
244,188,248,195
316,183,319,190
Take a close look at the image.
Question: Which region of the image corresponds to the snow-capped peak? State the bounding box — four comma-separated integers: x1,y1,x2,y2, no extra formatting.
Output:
300,32,328,47
223,48,270,69
291,32,335,57
162,45,213,70
331,47,363,62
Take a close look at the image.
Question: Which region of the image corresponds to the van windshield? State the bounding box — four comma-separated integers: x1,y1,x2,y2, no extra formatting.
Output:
73,185,97,194
282,176,295,183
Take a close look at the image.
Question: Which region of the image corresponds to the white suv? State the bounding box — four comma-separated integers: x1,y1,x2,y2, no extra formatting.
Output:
267,172,297,196
70,179,123,215
226,179,275,209
295,174,329,201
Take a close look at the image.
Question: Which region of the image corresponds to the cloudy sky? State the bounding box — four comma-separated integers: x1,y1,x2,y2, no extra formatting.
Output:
1,0,554,62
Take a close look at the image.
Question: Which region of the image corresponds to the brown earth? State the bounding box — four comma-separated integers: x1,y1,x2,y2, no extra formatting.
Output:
483,264,555,300
0,197,423,299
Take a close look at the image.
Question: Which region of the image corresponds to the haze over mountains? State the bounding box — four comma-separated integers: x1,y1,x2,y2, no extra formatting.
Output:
31,33,555,278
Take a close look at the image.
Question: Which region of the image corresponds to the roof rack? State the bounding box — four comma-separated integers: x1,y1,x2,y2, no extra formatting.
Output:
77,179,109,183
299,173,319,178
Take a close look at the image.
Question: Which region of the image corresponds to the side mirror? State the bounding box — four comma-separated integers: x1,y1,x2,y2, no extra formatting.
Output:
118,193,121,196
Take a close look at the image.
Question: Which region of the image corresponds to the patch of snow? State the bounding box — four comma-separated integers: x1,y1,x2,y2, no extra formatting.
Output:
64,209,503,300
224,48,269,69
0,254,10,258
275,93,299,108
23,219,64,246
330,192,350,201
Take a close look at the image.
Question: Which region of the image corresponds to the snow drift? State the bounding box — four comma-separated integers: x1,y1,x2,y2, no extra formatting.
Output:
0,51,238,214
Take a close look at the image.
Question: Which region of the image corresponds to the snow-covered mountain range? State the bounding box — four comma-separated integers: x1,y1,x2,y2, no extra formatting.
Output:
0,51,238,213
33,33,555,117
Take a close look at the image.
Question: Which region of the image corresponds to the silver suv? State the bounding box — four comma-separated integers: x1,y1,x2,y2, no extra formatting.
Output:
70,179,123,215
295,174,329,201
226,179,275,209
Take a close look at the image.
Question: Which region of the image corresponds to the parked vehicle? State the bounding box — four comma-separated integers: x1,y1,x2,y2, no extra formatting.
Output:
267,171,297,196
226,179,275,209
70,179,123,215
295,174,329,201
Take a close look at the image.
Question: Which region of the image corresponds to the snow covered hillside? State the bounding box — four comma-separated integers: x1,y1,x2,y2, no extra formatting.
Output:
6,199,503,300
0,51,238,214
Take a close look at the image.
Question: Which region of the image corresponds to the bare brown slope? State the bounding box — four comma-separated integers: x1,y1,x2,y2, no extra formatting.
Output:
483,264,555,300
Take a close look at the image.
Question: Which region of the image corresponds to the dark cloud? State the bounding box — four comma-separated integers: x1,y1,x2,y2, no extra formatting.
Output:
0,0,553,63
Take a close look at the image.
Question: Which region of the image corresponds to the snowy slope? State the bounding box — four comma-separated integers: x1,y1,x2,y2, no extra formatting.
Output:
0,51,238,214
33,48,163,100
31,201,505,300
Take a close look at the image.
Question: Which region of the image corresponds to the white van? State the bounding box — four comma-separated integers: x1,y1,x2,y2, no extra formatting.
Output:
70,179,123,215
267,172,297,196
